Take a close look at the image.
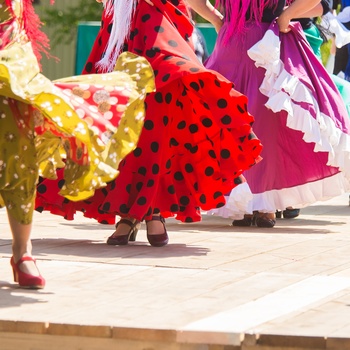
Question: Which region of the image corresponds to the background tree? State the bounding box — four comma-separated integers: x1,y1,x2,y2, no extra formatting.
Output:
39,0,209,48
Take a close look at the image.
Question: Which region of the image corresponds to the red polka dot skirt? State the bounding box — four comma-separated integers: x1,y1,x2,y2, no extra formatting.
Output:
36,0,262,223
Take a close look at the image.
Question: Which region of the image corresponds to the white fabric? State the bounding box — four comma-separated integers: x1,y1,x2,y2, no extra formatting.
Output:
207,182,253,219
321,11,350,48
97,0,137,72
337,6,350,23
209,172,350,218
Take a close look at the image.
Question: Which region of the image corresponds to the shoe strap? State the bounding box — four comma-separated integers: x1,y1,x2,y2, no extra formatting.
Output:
145,215,164,223
116,218,139,229
14,256,36,267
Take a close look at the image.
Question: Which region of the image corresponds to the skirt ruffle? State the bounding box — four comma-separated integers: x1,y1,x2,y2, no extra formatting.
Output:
206,21,350,217
0,43,154,201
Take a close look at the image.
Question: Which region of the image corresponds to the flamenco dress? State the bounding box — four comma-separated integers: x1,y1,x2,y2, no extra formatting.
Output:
0,0,154,224
35,0,263,224
206,16,350,218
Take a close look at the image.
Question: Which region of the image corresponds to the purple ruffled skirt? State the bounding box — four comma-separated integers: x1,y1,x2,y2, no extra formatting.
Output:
206,21,350,215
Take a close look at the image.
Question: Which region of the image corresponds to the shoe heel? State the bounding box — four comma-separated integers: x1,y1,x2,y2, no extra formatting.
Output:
107,219,140,245
252,212,257,226
129,225,139,241
12,268,18,282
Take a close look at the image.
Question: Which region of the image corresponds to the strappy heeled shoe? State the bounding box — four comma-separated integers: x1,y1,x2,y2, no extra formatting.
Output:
107,218,140,245
145,215,169,247
232,215,254,227
10,256,45,289
283,208,300,219
254,212,276,228
276,208,300,219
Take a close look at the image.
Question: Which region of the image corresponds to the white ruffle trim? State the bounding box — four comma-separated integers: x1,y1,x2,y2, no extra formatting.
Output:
208,172,350,218
247,27,350,178
207,182,253,219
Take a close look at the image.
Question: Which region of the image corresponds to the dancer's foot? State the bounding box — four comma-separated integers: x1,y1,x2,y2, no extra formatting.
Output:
283,208,300,219
254,212,276,228
146,215,169,247
11,256,45,289
107,218,140,245
232,215,254,227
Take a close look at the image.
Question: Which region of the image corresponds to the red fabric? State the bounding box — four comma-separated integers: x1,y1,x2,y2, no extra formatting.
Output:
22,0,51,64
36,0,262,224
2,0,51,65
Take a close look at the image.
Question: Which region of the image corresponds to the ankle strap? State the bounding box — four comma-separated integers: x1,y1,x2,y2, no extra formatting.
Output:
145,215,164,223
116,218,139,229
12,256,36,266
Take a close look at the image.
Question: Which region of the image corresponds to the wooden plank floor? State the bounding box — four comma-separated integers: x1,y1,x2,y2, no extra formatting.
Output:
1,194,350,349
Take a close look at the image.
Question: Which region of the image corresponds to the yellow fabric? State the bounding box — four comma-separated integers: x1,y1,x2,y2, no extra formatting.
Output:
0,0,155,223
0,101,37,224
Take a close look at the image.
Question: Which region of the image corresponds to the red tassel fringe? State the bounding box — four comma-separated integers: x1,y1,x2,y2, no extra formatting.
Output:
4,0,53,66
22,0,51,64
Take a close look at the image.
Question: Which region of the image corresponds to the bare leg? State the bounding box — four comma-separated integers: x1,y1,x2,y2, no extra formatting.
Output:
7,212,40,277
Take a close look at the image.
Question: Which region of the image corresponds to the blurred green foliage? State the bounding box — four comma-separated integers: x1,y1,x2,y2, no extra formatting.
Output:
40,0,212,47
321,39,332,66
40,0,102,47
40,0,331,66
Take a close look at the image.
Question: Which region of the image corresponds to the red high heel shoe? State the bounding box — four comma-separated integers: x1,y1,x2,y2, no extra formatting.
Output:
10,256,46,289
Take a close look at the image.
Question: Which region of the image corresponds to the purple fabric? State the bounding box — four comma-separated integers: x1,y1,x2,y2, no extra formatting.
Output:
205,21,349,197
215,0,281,42
272,22,349,133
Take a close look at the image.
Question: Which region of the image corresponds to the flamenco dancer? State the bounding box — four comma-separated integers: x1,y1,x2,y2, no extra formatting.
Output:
36,0,263,246
1,0,153,288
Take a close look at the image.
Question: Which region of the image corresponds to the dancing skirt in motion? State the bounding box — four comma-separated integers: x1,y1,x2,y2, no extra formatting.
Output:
206,21,350,218
36,0,263,224
0,0,154,223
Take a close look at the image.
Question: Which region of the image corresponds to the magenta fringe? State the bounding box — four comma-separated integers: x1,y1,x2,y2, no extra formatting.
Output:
215,0,280,43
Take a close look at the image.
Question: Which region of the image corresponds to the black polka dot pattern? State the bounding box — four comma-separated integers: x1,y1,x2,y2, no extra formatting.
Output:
41,0,262,224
